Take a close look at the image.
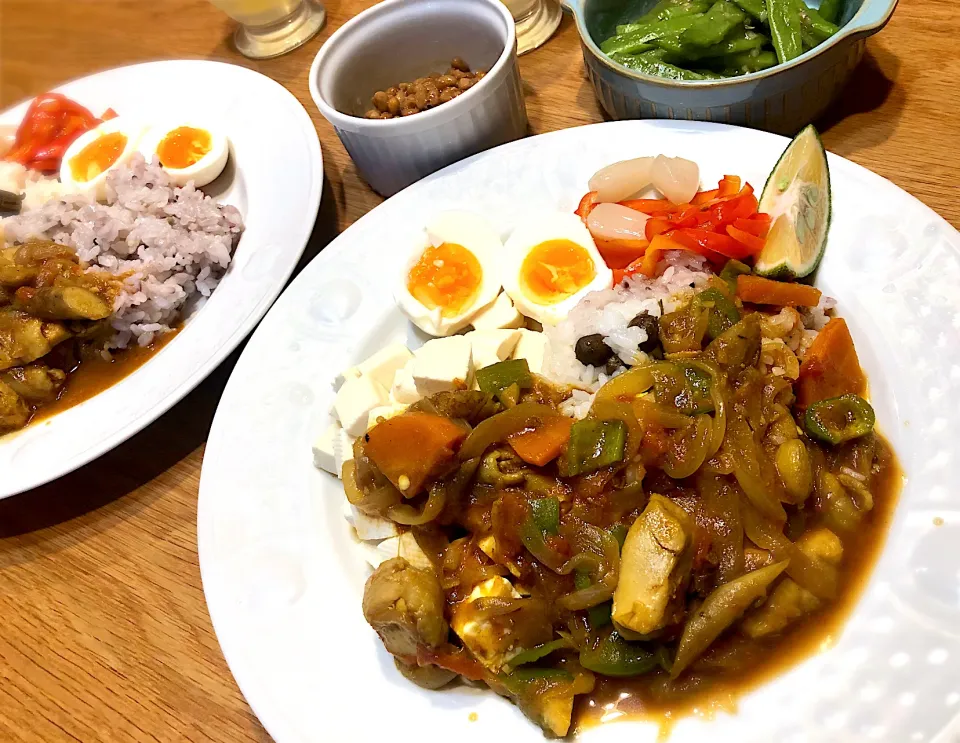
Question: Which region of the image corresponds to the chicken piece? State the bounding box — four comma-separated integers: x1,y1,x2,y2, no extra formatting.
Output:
760,307,804,351
0,246,38,287
13,285,113,321
0,364,66,401
741,528,843,638
362,557,449,658
393,657,456,690
0,309,71,371
613,493,694,636
0,378,29,432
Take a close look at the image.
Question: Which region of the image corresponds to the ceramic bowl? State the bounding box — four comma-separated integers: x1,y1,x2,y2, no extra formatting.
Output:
309,0,529,197
563,0,898,134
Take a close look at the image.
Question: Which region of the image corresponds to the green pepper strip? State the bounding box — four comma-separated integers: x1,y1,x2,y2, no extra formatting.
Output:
500,667,573,695
566,419,627,476
579,631,658,677
504,638,571,671
520,496,563,568
766,0,803,63
695,287,741,340
719,258,752,292
803,394,876,445
530,497,560,535
476,358,532,396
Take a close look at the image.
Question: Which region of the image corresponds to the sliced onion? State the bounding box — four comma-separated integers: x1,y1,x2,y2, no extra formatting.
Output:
651,154,700,204
589,156,654,203
586,203,650,242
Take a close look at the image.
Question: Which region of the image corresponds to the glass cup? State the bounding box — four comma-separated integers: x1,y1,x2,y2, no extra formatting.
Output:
501,0,561,54
209,0,326,59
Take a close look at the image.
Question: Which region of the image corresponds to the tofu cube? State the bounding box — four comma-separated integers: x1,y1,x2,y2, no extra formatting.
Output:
337,366,362,388
334,376,388,436
390,359,421,404
468,329,522,370
333,428,355,478
357,343,414,390
311,422,340,474
470,291,524,330
451,576,523,670
349,504,400,540
512,329,548,375
397,531,433,571
412,335,474,397
366,402,407,432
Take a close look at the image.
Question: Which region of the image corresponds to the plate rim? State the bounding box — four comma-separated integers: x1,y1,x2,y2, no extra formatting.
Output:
197,118,960,743
0,58,324,498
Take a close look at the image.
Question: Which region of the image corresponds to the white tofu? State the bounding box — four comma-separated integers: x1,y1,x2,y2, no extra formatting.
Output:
468,329,522,370
412,335,474,397
349,505,400,540
336,365,362,388
512,329,548,375
366,402,407,432
451,576,523,670
397,531,433,571
333,428,355,478
357,343,414,390
334,376,388,436
311,422,340,474
390,358,421,404
470,291,524,330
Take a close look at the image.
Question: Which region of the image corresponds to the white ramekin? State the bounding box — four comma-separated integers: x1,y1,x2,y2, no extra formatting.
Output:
309,0,529,197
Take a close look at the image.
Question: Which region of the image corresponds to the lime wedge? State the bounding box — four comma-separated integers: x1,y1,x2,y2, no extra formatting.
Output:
755,125,831,280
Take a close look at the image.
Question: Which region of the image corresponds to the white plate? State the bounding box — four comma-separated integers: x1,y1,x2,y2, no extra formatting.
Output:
0,60,322,498
198,121,960,743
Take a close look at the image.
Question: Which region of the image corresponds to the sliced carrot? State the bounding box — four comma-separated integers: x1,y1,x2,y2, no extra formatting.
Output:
718,175,742,197
736,274,822,307
691,188,719,206
508,416,574,466
733,214,771,238
635,234,699,277
796,318,866,407
364,411,467,496
595,237,649,269
726,224,766,254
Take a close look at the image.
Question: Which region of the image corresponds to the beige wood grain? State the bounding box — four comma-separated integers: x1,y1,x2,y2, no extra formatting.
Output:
0,0,957,741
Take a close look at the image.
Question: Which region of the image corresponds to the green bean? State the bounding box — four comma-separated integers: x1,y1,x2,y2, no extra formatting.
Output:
732,0,768,22
601,14,706,55
719,49,778,73
800,28,818,49
790,0,839,42
617,0,712,32
816,0,840,23
680,1,747,48
766,0,803,63
689,27,768,58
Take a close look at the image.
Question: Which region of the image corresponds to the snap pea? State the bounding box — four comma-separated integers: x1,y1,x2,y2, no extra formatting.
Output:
803,394,876,445
601,13,706,55
732,0,767,22
680,1,747,48
565,419,627,475
719,48,778,73
790,0,839,42
612,50,713,80
817,0,840,23
617,0,712,32
766,0,803,63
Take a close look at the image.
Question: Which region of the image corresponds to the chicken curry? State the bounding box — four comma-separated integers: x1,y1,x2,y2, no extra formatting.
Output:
349,276,900,737
0,239,161,434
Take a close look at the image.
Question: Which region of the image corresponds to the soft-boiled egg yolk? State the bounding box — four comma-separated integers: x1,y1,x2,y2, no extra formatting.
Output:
69,131,128,183
156,126,213,170
519,240,597,305
406,243,483,317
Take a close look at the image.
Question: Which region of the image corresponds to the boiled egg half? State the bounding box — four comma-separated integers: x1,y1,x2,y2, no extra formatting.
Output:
59,117,144,201
139,123,229,187
396,211,503,337
502,212,613,325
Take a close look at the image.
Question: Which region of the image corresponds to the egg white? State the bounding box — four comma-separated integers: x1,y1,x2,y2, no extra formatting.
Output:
502,212,613,326
59,117,144,201
139,122,230,188
395,211,503,337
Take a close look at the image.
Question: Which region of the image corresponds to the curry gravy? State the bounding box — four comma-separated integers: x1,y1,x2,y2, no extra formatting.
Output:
30,329,180,425
575,437,903,737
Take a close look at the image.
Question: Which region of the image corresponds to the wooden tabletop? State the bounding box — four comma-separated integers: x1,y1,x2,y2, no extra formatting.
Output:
0,1,957,740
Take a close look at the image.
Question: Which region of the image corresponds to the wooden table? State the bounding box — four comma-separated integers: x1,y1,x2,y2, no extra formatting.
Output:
0,1,957,740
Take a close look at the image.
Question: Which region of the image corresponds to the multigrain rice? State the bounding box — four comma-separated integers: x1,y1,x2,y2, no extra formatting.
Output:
2,154,243,349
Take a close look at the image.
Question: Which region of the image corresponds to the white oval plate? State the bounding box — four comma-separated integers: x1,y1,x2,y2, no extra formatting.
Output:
0,60,322,498
198,121,960,743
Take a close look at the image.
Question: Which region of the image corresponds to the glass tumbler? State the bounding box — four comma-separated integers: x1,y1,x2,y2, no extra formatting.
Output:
209,0,326,59
501,0,561,54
